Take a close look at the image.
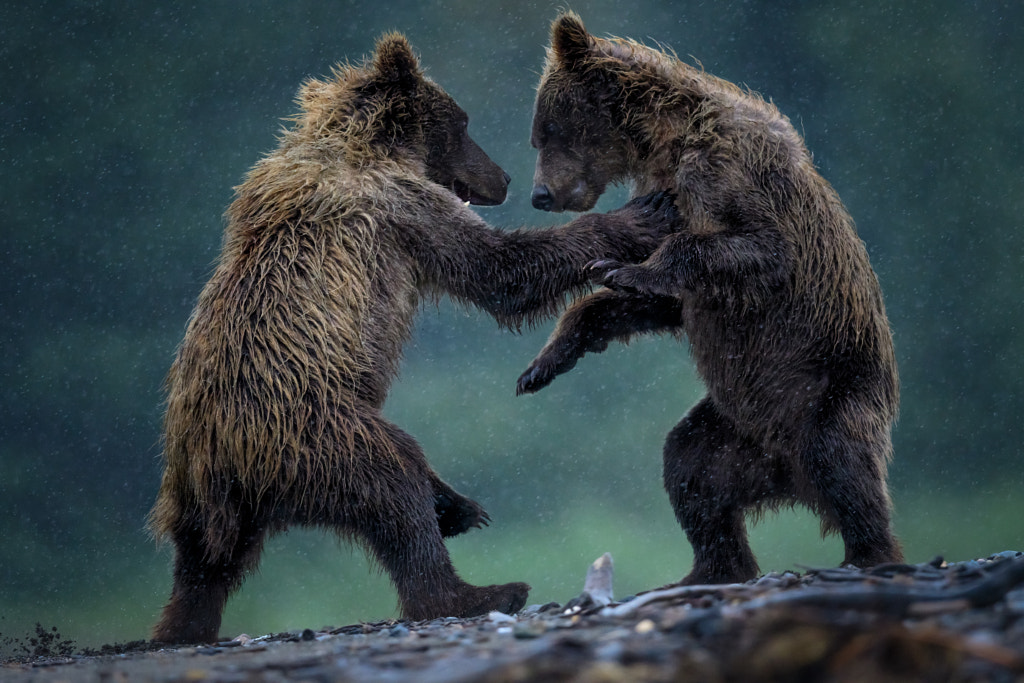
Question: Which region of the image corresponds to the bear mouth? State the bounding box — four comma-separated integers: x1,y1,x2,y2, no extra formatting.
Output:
452,178,503,207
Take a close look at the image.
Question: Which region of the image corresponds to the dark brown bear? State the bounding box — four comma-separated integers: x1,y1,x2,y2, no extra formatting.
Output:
150,33,677,643
517,13,903,585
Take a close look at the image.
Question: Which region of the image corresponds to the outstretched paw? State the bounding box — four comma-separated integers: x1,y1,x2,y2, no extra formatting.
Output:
516,348,584,395
517,360,556,395
516,365,545,396
435,491,490,538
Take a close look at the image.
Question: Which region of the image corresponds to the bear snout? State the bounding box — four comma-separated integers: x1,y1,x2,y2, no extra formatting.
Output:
531,184,555,211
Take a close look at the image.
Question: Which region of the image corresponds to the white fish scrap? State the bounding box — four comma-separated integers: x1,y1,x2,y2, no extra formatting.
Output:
581,552,615,607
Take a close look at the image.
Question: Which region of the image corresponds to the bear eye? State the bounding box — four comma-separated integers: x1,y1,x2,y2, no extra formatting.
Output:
542,121,561,139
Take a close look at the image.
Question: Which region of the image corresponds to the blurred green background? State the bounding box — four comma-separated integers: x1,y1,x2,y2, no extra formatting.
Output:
2,0,1022,653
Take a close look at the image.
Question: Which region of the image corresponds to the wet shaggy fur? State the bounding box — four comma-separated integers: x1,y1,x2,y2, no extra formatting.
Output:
149,33,677,644
518,13,903,584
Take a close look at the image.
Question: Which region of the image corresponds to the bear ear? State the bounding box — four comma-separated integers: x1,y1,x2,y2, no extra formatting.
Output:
550,12,592,68
372,32,421,89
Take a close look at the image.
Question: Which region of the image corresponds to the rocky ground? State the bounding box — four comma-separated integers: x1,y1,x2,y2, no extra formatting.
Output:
4,552,1024,682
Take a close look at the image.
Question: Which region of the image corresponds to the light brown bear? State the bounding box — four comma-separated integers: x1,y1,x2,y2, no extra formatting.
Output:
150,32,677,643
518,13,903,584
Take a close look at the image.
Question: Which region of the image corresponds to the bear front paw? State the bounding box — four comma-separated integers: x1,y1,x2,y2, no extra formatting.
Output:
620,190,680,239
516,362,553,395
517,351,581,395
621,189,675,216
588,259,644,294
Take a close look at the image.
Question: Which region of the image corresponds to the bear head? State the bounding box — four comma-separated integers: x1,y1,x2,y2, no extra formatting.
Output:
530,13,674,213
298,33,510,206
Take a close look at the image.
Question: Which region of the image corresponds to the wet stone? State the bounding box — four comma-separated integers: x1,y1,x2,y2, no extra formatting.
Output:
387,624,410,638
512,620,548,639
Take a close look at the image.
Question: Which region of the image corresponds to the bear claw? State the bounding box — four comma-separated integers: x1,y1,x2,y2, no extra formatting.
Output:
516,365,549,395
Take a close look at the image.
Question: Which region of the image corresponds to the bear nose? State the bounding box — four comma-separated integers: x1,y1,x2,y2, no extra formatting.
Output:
502,171,512,186
531,184,554,211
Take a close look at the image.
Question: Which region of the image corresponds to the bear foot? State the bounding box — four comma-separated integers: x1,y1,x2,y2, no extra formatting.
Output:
678,558,759,587
452,582,531,618
434,489,490,538
843,539,905,571
152,600,222,645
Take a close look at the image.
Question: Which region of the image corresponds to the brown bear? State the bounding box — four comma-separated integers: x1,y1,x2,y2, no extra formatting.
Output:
148,32,677,644
517,13,903,585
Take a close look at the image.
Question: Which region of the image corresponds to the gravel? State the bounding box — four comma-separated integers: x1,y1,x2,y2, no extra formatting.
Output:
4,552,1024,682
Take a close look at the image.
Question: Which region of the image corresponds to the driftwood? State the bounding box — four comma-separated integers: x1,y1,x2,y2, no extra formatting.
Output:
743,554,1024,616
603,552,1024,620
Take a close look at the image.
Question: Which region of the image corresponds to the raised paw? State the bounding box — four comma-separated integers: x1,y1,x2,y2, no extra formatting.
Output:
621,190,680,238
435,490,490,538
622,189,672,214
516,364,547,396
517,359,556,395
516,348,583,395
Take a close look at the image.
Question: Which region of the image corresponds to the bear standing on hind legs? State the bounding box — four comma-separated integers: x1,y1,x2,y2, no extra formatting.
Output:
517,13,903,585
149,32,678,644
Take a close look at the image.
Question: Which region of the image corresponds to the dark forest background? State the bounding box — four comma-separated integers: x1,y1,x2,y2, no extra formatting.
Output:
2,0,1022,651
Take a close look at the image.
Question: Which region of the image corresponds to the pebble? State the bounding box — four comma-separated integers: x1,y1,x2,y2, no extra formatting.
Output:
488,611,517,624
521,602,561,616
512,621,548,639
594,640,626,662
597,628,633,642
755,571,800,588
635,619,656,634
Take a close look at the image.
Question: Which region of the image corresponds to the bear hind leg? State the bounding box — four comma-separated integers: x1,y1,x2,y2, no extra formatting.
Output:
152,509,267,644
663,397,790,585
802,416,903,570
339,416,529,620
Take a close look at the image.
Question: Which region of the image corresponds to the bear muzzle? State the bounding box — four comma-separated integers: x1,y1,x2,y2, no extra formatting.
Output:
455,170,511,207
531,184,555,211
